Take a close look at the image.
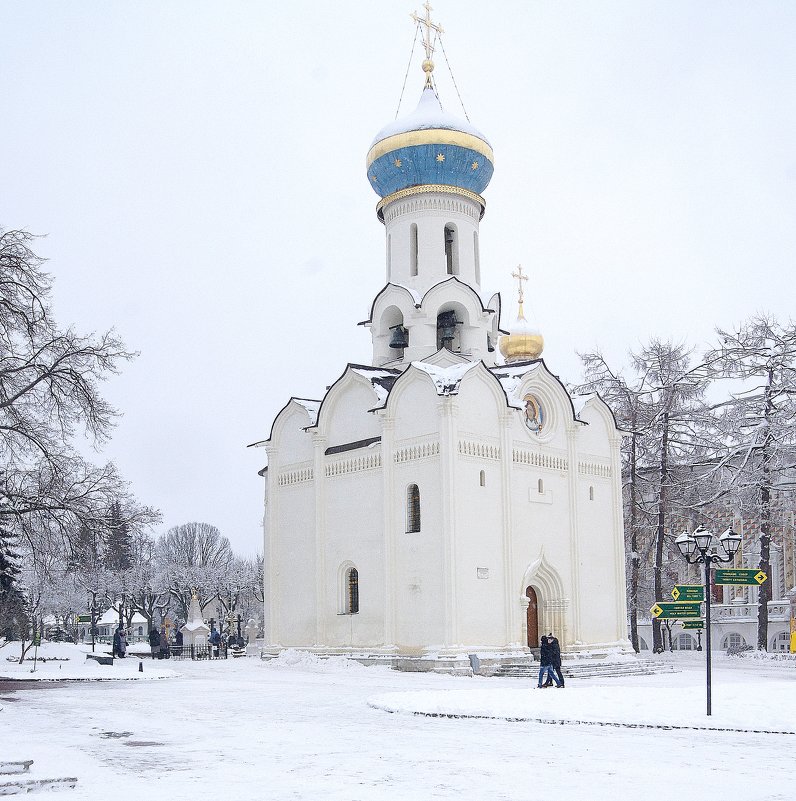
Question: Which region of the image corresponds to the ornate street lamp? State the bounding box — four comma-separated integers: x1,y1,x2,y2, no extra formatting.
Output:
676,525,742,715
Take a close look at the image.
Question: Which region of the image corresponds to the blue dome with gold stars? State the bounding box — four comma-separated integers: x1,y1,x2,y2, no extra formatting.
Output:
366,87,494,199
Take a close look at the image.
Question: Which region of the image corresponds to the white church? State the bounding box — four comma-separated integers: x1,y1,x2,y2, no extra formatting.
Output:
253,8,631,672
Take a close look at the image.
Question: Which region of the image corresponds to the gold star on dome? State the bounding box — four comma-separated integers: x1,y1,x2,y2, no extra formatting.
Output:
394,158,402,167
471,161,479,170
436,153,445,162
370,174,378,182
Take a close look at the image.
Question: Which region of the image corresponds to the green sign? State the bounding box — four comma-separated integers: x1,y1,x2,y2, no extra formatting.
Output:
650,601,703,619
76,615,92,623
682,620,704,630
714,569,767,586
672,585,704,602
33,632,41,646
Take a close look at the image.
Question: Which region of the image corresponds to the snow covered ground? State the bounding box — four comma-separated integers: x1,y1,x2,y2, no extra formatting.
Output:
1,644,795,800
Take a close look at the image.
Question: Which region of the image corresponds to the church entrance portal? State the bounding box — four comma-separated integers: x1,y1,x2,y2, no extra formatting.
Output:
525,586,539,648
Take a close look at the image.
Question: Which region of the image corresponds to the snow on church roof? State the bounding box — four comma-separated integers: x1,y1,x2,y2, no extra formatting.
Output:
294,398,322,427
411,360,481,396
350,365,401,405
571,393,597,418
489,361,543,409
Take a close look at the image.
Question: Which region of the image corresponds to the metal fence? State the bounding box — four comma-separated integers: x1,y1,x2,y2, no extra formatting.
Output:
166,644,229,661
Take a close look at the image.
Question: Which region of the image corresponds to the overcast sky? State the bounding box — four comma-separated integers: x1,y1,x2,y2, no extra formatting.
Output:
2,1,794,556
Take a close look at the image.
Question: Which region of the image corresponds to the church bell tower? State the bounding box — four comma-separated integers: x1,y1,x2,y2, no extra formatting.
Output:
363,4,501,369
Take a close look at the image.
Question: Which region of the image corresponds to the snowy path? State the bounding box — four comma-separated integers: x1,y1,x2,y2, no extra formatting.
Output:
1,655,794,800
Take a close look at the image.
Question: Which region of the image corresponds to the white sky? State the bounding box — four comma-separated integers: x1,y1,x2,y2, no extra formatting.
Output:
2,1,794,556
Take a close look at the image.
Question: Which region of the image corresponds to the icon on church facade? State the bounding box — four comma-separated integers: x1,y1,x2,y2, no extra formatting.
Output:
523,394,544,433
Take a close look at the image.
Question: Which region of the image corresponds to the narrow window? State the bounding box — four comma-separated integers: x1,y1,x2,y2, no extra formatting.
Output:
410,224,418,276
589,486,594,501
387,234,392,276
347,568,359,614
473,231,480,284
538,478,544,494
444,224,458,275
406,484,421,532
479,470,486,487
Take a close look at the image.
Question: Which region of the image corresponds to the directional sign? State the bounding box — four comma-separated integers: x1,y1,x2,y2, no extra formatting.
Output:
714,569,767,586
682,620,705,630
650,601,703,619
672,585,704,602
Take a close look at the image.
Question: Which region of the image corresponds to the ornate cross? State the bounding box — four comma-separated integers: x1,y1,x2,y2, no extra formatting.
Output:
411,2,444,86
512,264,529,304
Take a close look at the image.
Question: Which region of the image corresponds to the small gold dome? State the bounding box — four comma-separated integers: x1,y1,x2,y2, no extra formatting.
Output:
499,303,544,363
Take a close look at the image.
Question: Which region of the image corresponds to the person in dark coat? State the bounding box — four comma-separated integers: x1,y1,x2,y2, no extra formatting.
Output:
148,625,161,659
537,635,562,688
159,628,170,659
112,626,122,658
544,632,565,688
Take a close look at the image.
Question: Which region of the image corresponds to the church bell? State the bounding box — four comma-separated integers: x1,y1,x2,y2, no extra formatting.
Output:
389,324,409,349
437,310,460,343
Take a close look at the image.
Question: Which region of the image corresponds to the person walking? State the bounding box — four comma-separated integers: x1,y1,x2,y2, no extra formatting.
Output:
112,625,123,658
545,632,565,688
148,625,161,659
537,635,563,688
159,627,170,659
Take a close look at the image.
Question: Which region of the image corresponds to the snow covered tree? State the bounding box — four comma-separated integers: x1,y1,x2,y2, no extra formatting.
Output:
705,314,796,650
0,517,27,640
104,500,133,572
0,227,157,558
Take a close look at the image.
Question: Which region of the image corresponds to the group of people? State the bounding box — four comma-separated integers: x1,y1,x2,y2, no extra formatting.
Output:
111,625,127,658
148,625,182,659
537,632,565,689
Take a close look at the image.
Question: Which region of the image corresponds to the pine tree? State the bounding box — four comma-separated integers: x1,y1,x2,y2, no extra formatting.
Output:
0,518,27,639
104,501,132,573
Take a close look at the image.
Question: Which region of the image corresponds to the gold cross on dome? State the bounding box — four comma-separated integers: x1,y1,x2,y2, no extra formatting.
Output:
512,264,529,304
411,2,444,86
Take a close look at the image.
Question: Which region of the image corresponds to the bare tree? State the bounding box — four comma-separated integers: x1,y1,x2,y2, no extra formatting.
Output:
0,227,158,558
705,314,796,650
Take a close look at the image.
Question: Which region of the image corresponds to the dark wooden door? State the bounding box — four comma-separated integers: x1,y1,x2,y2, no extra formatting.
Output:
525,586,539,648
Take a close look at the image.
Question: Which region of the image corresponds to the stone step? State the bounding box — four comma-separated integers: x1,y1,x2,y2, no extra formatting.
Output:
494,659,677,680
0,763,32,777
0,776,77,795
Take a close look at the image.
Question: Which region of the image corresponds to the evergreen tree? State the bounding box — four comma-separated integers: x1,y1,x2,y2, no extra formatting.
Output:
0,518,27,639
104,501,132,573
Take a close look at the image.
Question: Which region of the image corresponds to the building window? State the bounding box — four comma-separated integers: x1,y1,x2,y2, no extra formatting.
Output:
387,233,392,274
473,231,480,284
589,486,594,501
538,478,544,494
673,633,695,651
406,484,421,532
444,224,458,275
479,470,486,487
771,631,789,652
722,632,746,651
346,567,359,614
410,223,418,276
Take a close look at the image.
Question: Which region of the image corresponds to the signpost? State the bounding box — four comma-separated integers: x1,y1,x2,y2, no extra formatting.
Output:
671,585,704,602
650,601,703,619
714,569,767,586
682,620,704,630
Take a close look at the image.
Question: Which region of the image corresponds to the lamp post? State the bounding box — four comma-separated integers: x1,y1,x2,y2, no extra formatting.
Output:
675,525,742,716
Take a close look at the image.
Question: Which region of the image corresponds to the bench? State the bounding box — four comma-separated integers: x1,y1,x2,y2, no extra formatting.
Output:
85,653,114,666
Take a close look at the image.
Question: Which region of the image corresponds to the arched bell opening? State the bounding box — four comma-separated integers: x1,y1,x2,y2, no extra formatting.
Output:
376,305,408,365
435,302,468,353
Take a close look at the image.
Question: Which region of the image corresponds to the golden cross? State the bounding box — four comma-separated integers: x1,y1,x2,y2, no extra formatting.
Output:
511,264,529,304
411,2,444,86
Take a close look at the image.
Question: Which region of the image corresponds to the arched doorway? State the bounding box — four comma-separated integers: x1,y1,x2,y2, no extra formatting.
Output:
525,586,539,648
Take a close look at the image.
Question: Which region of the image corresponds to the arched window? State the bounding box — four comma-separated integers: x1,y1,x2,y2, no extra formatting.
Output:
673,633,695,651
589,486,594,501
538,478,544,494
473,231,480,284
406,484,421,532
346,567,359,614
444,224,458,275
722,632,746,651
479,470,486,487
410,224,418,276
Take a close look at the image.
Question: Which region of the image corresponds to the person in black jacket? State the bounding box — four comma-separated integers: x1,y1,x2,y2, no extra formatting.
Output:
537,635,563,688
544,632,565,688
148,625,161,659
